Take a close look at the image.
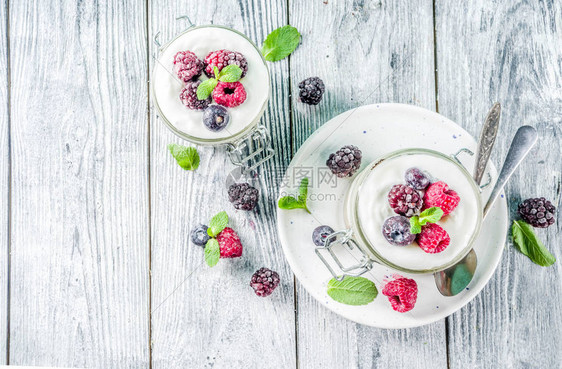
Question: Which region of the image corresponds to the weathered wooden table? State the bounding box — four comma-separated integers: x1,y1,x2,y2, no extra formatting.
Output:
1,1,560,368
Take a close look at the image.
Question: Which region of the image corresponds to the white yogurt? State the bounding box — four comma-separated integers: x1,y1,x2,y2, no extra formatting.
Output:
152,26,269,141
356,153,480,271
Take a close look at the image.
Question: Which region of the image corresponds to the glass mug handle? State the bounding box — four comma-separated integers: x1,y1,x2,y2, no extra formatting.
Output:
315,229,374,281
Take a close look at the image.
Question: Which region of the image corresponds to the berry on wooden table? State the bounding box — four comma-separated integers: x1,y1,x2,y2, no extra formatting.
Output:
298,77,325,105
216,227,243,258
190,224,210,246
250,267,280,297
228,183,259,211
518,197,556,228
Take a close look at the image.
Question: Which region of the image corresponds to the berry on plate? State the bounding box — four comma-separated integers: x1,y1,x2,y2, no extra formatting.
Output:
204,49,248,78
388,184,423,217
312,225,335,246
250,267,280,297
228,183,259,211
382,216,416,246
423,181,460,216
180,80,211,110
404,167,431,190
298,77,325,105
518,197,556,228
212,81,247,107
417,223,450,253
326,145,362,178
216,227,243,258
203,105,230,131
173,50,204,82
190,224,210,246
382,277,418,313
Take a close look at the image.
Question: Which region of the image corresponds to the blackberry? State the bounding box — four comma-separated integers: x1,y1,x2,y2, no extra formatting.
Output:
312,225,335,246
173,50,204,83
326,145,362,178
382,216,415,246
203,105,230,131
180,81,211,110
518,197,556,228
250,267,280,297
190,224,210,246
228,183,259,211
405,167,430,190
204,50,248,78
298,77,325,105
388,184,423,217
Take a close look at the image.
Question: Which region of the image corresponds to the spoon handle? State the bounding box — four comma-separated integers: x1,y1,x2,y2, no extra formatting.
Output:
483,125,538,217
473,103,501,185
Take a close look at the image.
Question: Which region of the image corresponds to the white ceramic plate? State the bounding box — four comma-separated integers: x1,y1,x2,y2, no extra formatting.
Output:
277,103,508,328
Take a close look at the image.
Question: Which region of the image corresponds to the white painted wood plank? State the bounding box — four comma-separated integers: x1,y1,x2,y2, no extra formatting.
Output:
148,1,296,368
9,1,149,367
0,1,8,365
435,1,562,367
289,1,448,368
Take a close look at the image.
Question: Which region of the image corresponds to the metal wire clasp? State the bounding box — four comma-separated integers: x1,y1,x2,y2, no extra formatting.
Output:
227,125,275,174
452,148,492,189
315,229,373,281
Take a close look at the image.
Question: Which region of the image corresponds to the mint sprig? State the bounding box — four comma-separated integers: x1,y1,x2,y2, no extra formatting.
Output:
262,25,301,62
512,220,556,267
327,276,378,306
204,238,220,267
207,211,229,237
196,65,243,100
278,177,310,213
168,144,200,171
203,211,230,268
410,207,444,234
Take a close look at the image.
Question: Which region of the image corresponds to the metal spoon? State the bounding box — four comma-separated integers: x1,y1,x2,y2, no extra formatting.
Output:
434,125,538,296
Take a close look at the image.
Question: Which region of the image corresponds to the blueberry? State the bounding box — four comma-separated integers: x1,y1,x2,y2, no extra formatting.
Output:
312,225,335,246
382,216,415,246
203,105,230,132
405,167,430,190
190,224,210,246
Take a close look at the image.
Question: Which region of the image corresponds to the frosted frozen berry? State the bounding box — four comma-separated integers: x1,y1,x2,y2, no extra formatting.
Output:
250,267,280,297
382,277,418,313
326,145,362,178
518,197,556,228
228,183,259,211
204,49,248,78
382,216,415,246
312,225,335,246
417,223,450,254
405,167,431,190
387,184,423,217
298,77,325,105
212,81,247,107
216,227,243,258
173,50,204,82
190,224,210,246
423,181,460,216
180,81,211,110
203,105,230,132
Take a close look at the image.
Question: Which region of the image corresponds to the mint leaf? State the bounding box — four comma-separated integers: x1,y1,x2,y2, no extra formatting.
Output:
278,177,310,213
213,66,220,80
196,78,218,100
410,216,422,234
167,144,200,171
298,177,309,203
512,220,556,267
261,25,301,62
327,276,378,306
218,64,243,82
208,211,229,237
204,238,220,267
419,207,444,225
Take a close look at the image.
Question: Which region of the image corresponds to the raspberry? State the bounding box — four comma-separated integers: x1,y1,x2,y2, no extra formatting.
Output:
326,145,362,178
423,181,460,216
216,227,243,258
204,49,248,78
180,81,211,110
404,167,431,190
416,223,450,254
190,224,210,246
387,184,423,217
173,50,204,82
518,197,556,228
212,81,247,107
312,225,335,246
382,216,415,246
228,183,259,211
203,105,230,132
298,77,325,105
250,267,280,297
382,277,418,313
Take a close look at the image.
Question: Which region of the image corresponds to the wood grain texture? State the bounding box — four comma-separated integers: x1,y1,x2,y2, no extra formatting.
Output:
0,1,8,365
148,1,295,368
289,1,447,368
435,0,562,367
8,1,149,367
